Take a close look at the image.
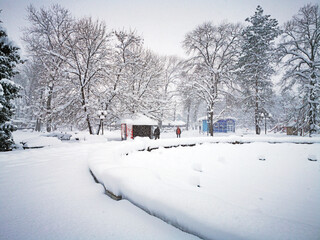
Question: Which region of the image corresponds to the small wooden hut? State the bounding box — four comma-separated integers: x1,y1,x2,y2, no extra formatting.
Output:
121,114,158,140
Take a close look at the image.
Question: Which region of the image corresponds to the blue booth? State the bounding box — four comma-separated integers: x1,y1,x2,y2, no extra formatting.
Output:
201,118,235,133
213,118,235,133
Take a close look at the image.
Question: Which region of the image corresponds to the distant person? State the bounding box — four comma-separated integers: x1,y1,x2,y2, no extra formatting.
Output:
176,126,181,138
154,126,160,140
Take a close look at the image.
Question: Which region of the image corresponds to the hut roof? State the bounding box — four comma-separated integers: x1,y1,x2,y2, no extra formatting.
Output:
121,114,158,126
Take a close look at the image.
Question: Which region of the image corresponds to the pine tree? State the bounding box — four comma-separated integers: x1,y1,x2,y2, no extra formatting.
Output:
237,6,281,134
0,17,22,151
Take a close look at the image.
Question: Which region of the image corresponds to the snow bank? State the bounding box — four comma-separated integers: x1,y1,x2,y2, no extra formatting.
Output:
106,135,320,152
20,136,63,149
44,132,72,140
14,130,114,149
89,136,320,240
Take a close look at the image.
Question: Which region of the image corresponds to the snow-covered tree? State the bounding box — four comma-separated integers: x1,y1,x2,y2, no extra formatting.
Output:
22,5,171,132
23,4,74,132
179,72,202,130
121,48,164,118
64,17,112,134
237,6,281,134
279,4,320,136
101,29,142,121
183,22,242,136
0,17,22,151
270,91,301,131
13,60,45,130
158,56,183,126
109,30,180,124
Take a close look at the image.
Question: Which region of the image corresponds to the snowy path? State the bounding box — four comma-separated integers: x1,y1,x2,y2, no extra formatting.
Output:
0,141,198,240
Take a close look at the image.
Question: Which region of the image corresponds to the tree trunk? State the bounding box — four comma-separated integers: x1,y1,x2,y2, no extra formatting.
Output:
255,77,260,135
35,118,41,132
80,86,93,134
46,86,53,132
308,72,316,136
208,102,214,136
86,114,93,135
209,111,213,136
255,105,260,134
186,104,191,131
97,120,101,135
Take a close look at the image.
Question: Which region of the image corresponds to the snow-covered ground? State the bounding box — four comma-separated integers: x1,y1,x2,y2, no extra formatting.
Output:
1,130,320,240
0,130,197,240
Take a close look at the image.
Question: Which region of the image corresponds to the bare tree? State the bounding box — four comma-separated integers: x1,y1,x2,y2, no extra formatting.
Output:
180,82,200,130
101,30,142,120
183,22,242,136
64,17,112,134
110,31,179,124
17,60,47,131
23,4,74,132
158,56,183,127
280,4,320,135
122,49,164,118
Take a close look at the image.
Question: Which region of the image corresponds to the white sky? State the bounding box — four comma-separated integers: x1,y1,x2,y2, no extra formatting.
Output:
0,0,317,57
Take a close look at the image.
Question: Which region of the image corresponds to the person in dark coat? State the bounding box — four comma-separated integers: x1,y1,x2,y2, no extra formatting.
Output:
176,126,181,138
154,126,160,140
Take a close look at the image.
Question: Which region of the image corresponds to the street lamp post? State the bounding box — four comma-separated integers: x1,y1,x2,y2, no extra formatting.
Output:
260,112,272,135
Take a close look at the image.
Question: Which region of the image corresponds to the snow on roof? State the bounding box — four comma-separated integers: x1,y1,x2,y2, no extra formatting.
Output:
121,114,158,126
197,116,207,121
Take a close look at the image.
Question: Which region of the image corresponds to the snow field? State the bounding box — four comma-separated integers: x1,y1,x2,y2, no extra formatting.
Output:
0,131,198,240
1,130,320,240
89,139,320,240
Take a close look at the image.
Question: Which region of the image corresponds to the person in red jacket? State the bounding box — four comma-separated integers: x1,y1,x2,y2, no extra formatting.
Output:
176,126,181,138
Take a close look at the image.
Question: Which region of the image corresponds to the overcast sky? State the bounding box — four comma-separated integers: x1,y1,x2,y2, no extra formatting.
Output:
0,0,316,57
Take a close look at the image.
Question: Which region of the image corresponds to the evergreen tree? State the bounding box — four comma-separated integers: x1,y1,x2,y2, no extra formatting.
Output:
237,6,281,134
0,16,22,151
